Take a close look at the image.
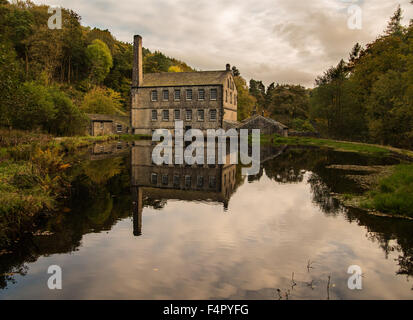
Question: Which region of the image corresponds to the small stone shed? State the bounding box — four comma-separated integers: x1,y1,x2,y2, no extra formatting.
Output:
240,115,288,136
87,114,130,136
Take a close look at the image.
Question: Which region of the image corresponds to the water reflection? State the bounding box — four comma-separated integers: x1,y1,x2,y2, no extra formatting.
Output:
0,141,412,299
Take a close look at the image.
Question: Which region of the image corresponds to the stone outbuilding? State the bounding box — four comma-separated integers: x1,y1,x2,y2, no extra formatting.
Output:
240,114,288,136
87,114,130,136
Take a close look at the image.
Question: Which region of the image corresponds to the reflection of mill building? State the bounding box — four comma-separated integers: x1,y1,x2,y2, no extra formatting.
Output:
131,141,238,236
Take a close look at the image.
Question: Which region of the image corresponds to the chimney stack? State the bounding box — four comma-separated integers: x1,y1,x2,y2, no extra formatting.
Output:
132,35,143,87
226,63,231,71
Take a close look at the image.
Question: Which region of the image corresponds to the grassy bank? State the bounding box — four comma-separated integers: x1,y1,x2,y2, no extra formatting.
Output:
263,135,413,159
361,164,413,218
0,129,119,246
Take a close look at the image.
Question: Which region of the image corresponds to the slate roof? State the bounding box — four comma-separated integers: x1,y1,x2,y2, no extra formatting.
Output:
141,70,231,87
241,114,288,129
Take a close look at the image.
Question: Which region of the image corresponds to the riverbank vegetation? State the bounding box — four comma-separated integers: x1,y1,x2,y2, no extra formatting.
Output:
0,128,119,246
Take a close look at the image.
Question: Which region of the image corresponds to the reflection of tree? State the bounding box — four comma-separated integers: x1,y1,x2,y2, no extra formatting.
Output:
0,154,131,290
308,174,343,216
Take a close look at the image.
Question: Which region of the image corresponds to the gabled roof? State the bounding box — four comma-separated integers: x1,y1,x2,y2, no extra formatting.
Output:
241,114,288,129
141,70,231,87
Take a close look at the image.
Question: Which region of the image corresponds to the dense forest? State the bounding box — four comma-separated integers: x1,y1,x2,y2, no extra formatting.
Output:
0,0,193,135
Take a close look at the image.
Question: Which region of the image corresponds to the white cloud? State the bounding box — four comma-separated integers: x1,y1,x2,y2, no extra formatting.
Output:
34,0,413,87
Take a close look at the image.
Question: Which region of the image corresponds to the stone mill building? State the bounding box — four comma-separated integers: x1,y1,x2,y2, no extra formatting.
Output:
131,35,238,135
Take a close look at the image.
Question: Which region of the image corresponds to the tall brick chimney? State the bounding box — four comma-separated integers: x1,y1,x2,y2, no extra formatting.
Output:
132,35,143,87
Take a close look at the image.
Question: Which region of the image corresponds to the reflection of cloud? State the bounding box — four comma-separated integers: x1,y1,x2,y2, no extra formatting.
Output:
2,172,412,299
33,0,413,87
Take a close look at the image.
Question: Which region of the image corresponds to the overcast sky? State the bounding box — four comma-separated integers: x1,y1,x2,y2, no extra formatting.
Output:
33,0,413,87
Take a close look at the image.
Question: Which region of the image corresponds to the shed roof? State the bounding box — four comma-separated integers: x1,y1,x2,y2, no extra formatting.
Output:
141,70,231,87
241,114,289,129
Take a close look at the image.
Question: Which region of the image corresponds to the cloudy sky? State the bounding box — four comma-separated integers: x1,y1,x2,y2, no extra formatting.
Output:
33,0,413,87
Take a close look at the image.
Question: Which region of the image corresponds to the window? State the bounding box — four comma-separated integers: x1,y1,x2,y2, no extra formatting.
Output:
186,89,193,100
163,90,169,101
151,90,158,101
210,88,217,100
197,176,204,188
225,90,228,103
186,109,192,121
162,110,169,121
173,175,180,187
230,93,232,104
174,109,181,120
162,174,168,185
198,109,204,121
151,173,158,185
185,175,192,188
151,110,158,121
174,89,181,101
209,176,216,188
198,89,205,101
210,109,217,121
235,95,237,105
116,124,122,132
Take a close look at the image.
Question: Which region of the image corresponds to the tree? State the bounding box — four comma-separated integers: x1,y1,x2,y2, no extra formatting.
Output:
80,87,126,115
385,5,403,36
234,76,256,121
86,39,113,85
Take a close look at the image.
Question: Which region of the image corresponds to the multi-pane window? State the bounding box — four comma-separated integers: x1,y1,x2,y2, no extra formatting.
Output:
209,176,216,188
198,89,205,100
174,109,181,120
173,175,180,187
163,90,169,101
185,175,192,188
162,174,168,185
186,109,192,121
116,124,122,132
197,176,204,188
163,110,169,121
210,88,217,100
210,109,217,121
151,90,158,101
151,110,158,121
198,109,204,121
186,89,193,100
174,89,181,100
151,173,158,185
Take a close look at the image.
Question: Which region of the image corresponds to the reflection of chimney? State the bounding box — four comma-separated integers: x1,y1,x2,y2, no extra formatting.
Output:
132,187,142,236
226,63,231,71
132,35,143,87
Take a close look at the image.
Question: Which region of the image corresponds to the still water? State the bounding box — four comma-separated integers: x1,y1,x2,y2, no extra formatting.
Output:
0,141,412,299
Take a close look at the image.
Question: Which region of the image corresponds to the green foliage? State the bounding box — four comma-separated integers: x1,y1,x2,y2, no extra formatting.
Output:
86,39,113,84
364,165,413,217
234,75,256,121
80,87,126,115
309,6,413,149
291,119,315,132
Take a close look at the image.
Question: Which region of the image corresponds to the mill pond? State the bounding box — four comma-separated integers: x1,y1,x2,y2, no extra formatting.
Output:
0,141,412,300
